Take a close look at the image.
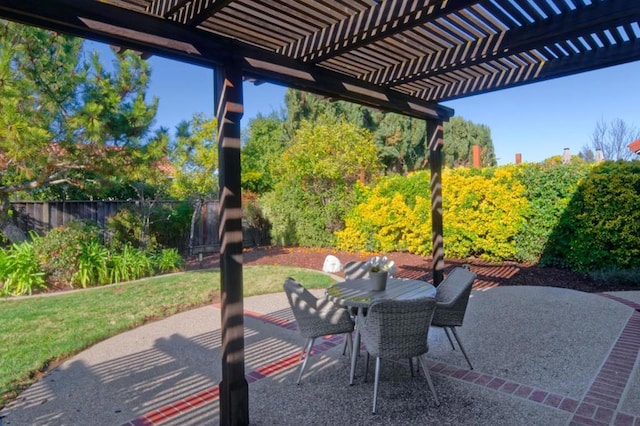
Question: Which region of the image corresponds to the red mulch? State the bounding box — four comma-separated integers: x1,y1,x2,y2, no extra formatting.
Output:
186,246,630,293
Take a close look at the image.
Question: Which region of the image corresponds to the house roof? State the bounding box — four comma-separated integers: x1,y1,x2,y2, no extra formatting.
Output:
0,0,638,120
629,139,640,154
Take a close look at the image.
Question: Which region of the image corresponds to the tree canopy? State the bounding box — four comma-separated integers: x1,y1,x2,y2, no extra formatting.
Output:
581,118,640,162
261,118,381,247
442,116,496,168
0,21,158,240
281,89,496,174
241,112,288,194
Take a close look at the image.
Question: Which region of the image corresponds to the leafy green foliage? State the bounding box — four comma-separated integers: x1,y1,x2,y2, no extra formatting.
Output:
374,113,427,173
443,116,496,167
337,167,527,260
72,241,110,288
241,112,288,194
336,174,430,253
106,207,147,250
33,221,102,285
262,118,381,247
150,201,193,250
108,244,153,283
543,161,640,271
283,89,496,174
0,22,158,234
442,166,527,260
0,241,46,296
515,162,590,263
168,115,218,200
152,248,184,274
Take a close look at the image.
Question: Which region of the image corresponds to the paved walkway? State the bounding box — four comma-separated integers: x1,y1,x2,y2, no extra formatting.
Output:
1,284,639,425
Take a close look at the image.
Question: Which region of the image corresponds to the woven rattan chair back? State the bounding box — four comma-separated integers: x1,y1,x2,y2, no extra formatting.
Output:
343,261,370,280
432,267,476,327
360,297,436,359
283,277,354,384
358,297,440,412
431,267,476,369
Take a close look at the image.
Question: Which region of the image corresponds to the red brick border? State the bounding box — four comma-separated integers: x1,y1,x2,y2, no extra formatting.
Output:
123,293,640,425
120,310,342,426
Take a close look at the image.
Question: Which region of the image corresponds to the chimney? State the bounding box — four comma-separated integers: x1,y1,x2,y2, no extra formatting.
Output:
515,153,522,164
595,149,604,162
561,148,571,164
472,145,481,167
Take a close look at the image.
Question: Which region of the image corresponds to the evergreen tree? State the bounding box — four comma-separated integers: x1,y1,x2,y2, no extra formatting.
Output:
0,21,158,241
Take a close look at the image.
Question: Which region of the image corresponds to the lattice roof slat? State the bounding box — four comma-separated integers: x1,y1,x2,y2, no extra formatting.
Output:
0,0,638,120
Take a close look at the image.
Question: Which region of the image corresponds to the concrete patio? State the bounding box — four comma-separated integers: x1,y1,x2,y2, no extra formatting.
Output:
1,286,639,426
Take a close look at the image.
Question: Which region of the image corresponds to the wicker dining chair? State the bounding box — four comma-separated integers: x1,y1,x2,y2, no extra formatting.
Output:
283,277,355,385
358,297,440,414
432,267,477,370
343,260,370,280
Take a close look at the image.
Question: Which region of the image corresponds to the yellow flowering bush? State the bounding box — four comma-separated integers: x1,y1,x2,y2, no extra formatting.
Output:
443,166,528,260
337,166,529,261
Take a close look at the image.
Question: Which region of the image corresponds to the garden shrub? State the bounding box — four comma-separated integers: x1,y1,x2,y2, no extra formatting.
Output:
243,193,271,247
336,192,415,253
152,248,184,274
33,220,103,285
72,240,110,288
403,195,434,256
337,167,528,262
261,118,381,248
336,173,430,253
106,207,152,251
543,161,640,272
374,171,432,209
442,166,527,260
108,244,153,283
0,241,46,296
590,267,640,289
106,202,192,253
150,202,193,252
515,162,589,263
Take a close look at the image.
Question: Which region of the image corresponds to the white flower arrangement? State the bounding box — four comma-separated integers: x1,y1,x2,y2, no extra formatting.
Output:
367,255,396,275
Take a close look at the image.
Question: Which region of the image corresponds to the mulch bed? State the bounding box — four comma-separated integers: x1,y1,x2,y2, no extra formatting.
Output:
186,246,631,293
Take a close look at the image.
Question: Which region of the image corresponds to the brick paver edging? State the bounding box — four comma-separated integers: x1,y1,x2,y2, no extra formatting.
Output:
122,294,640,426
120,310,342,426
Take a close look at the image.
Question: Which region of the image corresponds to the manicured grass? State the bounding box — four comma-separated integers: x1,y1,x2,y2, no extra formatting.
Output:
0,265,335,408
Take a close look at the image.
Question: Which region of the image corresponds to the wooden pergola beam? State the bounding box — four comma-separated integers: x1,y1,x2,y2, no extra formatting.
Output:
422,37,640,102
147,0,233,27
278,0,477,64
0,0,452,121
215,60,248,426
374,0,640,88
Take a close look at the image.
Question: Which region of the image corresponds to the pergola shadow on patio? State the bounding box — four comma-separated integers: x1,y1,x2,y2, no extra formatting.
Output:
2,288,639,425
1,1,639,424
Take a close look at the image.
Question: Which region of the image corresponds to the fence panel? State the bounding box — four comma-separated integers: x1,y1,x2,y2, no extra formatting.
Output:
10,200,267,253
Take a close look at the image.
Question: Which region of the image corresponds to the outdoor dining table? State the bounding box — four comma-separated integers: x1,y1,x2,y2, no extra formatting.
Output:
326,277,436,384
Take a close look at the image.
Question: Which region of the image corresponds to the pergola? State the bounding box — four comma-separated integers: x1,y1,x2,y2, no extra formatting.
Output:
1,1,638,424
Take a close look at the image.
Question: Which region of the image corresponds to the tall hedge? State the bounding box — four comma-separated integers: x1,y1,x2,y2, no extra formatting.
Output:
515,162,590,263
442,166,527,260
541,161,640,271
334,161,640,273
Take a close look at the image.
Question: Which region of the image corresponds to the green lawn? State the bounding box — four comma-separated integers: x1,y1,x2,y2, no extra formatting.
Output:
0,265,335,408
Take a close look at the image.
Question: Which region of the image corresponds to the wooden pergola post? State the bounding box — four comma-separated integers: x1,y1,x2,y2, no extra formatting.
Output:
215,62,249,426
427,119,445,285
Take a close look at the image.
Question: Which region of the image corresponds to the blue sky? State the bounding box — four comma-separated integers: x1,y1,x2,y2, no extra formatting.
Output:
90,41,640,165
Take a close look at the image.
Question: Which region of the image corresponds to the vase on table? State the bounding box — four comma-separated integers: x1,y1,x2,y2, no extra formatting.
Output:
369,270,388,291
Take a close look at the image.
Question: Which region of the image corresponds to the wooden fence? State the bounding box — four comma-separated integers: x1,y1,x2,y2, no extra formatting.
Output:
10,200,269,253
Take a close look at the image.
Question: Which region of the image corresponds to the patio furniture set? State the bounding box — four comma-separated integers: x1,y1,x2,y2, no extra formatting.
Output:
283,263,477,414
